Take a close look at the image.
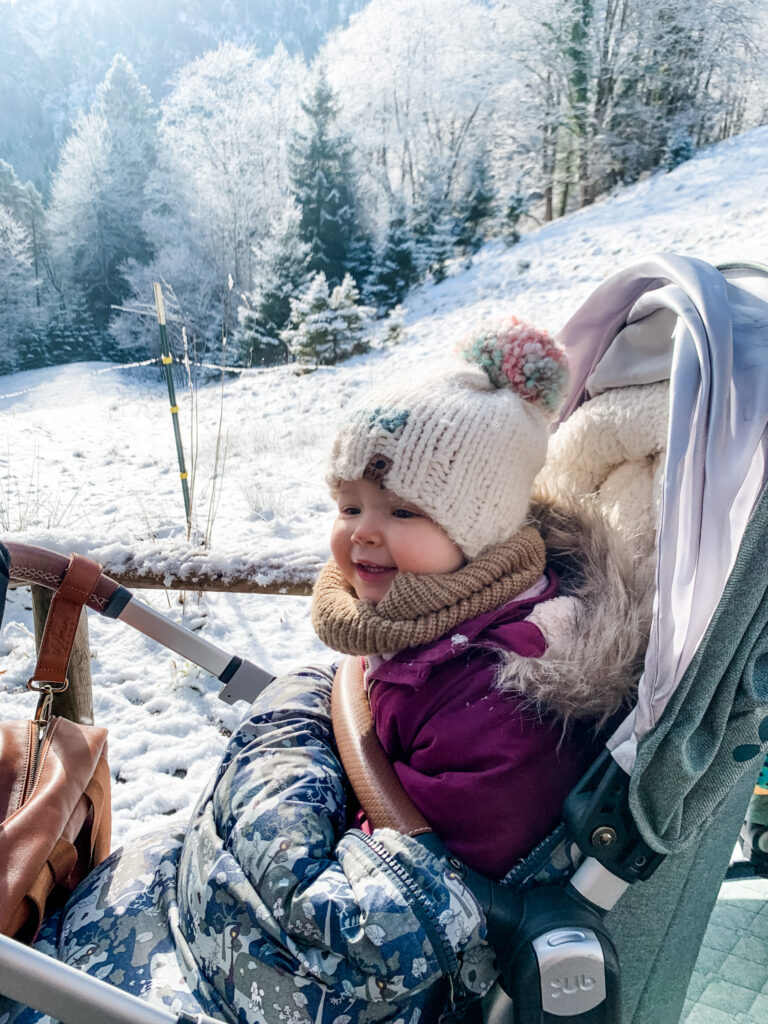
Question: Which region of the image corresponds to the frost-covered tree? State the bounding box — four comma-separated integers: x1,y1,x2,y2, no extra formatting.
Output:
281,271,369,365
321,0,500,234
112,43,307,359
494,0,764,217
236,201,311,366
0,206,43,371
454,150,495,254
331,273,371,353
47,55,157,335
366,202,419,313
412,166,458,283
289,67,364,288
0,161,48,313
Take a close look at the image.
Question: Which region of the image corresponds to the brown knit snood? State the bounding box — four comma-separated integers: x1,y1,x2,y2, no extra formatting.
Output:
311,526,547,655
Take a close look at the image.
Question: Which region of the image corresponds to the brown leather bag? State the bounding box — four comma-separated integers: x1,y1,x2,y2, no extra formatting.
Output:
0,554,112,943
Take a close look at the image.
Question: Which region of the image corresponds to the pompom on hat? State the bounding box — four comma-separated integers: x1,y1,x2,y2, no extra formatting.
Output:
327,317,568,559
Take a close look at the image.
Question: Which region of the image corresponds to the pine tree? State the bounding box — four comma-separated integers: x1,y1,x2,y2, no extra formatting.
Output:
289,67,361,288
455,151,495,255
504,189,530,245
47,55,157,335
0,205,41,371
0,161,47,311
663,122,696,170
281,270,370,366
237,201,311,366
366,203,419,314
412,167,457,284
330,273,370,357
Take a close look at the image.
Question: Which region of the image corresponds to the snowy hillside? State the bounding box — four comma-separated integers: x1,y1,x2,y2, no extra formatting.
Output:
1,125,767,846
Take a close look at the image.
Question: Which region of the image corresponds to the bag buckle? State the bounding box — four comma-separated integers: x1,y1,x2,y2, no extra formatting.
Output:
27,678,68,727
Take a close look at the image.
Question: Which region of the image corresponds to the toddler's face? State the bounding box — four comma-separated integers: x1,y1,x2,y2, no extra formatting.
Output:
331,478,465,603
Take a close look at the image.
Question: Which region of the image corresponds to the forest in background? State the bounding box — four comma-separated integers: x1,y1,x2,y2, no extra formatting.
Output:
1,0,766,372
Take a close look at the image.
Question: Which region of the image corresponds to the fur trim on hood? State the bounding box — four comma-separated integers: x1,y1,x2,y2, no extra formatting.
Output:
495,495,655,725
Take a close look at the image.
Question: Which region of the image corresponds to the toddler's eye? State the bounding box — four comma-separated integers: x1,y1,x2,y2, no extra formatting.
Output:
341,505,361,516
393,508,417,519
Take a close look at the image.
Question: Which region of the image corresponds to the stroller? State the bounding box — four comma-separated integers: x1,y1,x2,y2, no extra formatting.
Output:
1,253,767,1024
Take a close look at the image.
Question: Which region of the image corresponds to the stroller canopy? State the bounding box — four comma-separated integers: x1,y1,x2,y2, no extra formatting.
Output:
556,253,768,852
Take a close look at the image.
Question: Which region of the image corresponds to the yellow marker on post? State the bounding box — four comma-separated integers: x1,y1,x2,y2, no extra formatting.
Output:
153,283,191,523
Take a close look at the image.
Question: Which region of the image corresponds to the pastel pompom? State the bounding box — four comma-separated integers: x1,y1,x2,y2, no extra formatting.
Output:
460,316,568,412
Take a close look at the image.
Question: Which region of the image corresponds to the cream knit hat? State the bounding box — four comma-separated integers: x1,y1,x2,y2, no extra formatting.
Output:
327,317,568,559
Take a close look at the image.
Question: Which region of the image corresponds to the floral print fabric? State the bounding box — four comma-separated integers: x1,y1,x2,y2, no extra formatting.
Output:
0,666,499,1024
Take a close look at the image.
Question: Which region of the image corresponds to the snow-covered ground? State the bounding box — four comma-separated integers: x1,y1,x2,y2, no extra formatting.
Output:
2,125,767,846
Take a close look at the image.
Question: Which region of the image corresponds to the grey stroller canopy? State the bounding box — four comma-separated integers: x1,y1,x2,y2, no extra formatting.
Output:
555,255,768,855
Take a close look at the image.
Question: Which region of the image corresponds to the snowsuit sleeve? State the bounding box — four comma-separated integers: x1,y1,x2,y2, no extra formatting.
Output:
176,665,489,1012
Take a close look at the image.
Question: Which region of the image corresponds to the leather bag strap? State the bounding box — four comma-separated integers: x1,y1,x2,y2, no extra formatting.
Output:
30,554,103,687
331,657,432,837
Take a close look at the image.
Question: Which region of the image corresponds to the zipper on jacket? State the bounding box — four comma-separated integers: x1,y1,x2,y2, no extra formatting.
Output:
347,828,460,976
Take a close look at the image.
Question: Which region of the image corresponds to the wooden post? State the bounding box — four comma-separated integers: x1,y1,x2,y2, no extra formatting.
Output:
31,585,94,725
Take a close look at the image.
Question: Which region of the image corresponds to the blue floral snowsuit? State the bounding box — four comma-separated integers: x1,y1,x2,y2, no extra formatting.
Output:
1,667,515,1024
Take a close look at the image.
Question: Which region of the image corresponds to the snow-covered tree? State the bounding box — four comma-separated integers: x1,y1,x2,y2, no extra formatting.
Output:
321,0,501,234
236,201,311,366
0,206,43,370
112,43,307,359
366,202,419,313
454,150,495,255
47,55,157,335
281,271,369,365
289,67,365,288
331,273,370,353
412,166,458,283
0,161,48,313
493,0,765,217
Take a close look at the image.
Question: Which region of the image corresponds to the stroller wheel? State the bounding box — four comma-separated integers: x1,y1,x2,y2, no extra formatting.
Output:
738,821,768,875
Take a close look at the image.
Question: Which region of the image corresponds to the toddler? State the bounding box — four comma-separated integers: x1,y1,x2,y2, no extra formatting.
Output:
312,318,605,879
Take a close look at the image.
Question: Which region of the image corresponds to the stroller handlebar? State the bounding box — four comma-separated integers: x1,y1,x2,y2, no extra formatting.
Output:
5,542,274,705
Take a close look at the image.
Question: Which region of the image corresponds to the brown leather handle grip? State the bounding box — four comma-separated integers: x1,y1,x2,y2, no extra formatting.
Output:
5,542,123,615
331,657,432,837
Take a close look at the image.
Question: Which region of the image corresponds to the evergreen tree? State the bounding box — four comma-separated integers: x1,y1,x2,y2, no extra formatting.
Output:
281,270,369,365
412,166,457,284
331,273,370,356
504,188,530,245
455,151,495,254
366,202,419,313
663,122,696,170
47,55,158,336
289,67,361,288
237,201,311,366
0,161,47,312
0,205,41,371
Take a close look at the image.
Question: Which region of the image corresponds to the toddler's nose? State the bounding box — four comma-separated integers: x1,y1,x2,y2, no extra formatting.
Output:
351,514,381,545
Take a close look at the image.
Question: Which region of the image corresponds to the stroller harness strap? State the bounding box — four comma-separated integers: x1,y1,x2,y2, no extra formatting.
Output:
331,656,432,836
30,554,103,688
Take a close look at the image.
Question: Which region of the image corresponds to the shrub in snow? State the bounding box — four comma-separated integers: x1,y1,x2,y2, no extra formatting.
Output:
281,271,371,366
504,190,529,245
663,125,696,170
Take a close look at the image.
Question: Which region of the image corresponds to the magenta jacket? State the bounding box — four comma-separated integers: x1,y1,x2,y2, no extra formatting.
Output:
364,573,600,879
